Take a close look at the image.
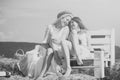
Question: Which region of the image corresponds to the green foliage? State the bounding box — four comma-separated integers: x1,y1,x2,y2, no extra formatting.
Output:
110,63,120,80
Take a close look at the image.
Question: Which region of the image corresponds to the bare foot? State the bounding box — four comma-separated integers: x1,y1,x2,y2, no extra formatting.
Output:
77,57,83,65
64,67,71,77
77,59,83,65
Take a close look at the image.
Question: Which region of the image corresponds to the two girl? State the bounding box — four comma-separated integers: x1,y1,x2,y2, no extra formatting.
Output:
43,11,91,77
16,11,91,80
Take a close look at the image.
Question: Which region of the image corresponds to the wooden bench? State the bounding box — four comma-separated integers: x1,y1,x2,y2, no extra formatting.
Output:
70,28,115,78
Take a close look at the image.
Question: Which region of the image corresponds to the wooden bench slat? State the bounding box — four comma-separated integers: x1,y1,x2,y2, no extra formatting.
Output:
87,30,112,35
72,65,100,69
70,29,115,78
70,58,100,61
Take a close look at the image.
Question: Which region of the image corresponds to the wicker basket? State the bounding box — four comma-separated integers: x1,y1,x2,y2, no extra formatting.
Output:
14,49,25,60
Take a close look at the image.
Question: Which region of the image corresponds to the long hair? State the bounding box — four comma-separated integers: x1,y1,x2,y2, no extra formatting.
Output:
68,17,87,32
52,18,62,29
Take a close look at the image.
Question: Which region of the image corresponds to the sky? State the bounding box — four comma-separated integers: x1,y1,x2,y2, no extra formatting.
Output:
0,0,120,46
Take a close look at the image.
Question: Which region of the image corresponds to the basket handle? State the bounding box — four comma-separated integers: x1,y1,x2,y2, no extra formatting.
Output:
15,49,25,56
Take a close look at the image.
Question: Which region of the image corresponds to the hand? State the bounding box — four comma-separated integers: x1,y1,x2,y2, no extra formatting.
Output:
71,29,77,34
88,47,94,52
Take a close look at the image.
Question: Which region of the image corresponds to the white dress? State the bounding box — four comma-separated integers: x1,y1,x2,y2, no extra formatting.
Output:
44,25,70,74
69,31,94,59
47,25,69,57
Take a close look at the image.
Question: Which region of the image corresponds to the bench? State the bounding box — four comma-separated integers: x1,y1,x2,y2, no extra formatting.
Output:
70,28,115,78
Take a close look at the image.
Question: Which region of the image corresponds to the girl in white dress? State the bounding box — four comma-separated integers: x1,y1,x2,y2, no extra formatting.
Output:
64,17,91,65
42,11,73,77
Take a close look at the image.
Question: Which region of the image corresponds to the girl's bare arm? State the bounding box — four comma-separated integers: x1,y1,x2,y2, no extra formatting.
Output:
42,25,51,43
61,26,70,41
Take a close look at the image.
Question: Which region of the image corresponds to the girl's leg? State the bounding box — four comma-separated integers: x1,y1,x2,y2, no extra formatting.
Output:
71,32,83,65
61,40,72,77
40,48,53,77
76,46,83,65
77,45,91,59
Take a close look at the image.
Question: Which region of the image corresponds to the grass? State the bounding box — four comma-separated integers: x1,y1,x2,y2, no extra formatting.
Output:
108,59,120,80
0,57,97,80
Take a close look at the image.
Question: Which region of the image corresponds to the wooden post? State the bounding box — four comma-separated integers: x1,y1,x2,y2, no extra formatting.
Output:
111,28,115,67
105,61,108,67
100,50,105,78
94,50,104,78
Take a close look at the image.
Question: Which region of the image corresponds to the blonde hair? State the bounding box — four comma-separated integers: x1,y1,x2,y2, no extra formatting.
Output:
53,18,62,28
